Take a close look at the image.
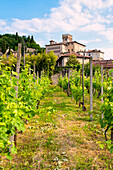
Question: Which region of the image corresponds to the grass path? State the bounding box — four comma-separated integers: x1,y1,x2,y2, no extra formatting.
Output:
1,85,113,169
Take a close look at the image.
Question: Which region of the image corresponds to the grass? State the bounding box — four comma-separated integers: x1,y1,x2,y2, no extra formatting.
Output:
0,85,113,169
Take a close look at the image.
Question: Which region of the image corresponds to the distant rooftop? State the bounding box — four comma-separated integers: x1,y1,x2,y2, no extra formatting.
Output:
86,49,104,54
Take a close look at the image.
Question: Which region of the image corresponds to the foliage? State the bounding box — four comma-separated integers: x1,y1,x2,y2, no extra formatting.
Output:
58,70,84,103
99,69,113,153
0,65,50,158
84,62,100,77
66,55,80,70
25,51,57,79
0,53,17,71
0,33,43,54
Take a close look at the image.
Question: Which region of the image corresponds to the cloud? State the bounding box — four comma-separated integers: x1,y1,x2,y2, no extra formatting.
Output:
0,0,112,34
0,19,7,32
0,19,6,26
80,23,105,32
80,39,101,44
100,47,113,59
100,27,113,42
0,0,113,47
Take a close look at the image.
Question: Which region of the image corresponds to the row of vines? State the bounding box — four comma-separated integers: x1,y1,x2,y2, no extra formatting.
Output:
0,43,51,160
58,68,113,153
0,66,50,159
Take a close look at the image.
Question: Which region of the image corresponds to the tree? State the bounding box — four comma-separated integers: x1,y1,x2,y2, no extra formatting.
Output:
27,35,30,42
25,51,57,79
66,55,80,71
16,32,18,41
84,62,100,77
2,39,7,54
66,55,80,66
43,51,57,79
0,33,43,54
30,35,34,43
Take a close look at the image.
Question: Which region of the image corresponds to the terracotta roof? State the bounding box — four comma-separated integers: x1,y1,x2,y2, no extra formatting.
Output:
57,52,90,61
72,41,86,46
45,43,63,46
45,41,85,47
92,60,113,68
86,49,104,54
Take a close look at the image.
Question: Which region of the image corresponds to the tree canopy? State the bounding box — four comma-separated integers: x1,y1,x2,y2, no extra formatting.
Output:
0,32,43,54
66,55,80,66
84,62,100,77
66,54,81,71
0,51,57,79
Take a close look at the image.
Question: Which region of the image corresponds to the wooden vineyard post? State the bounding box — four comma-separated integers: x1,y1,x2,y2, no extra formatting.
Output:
79,69,82,107
82,51,86,111
112,71,113,84
9,43,22,151
16,43,22,82
67,68,70,96
37,71,39,84
23,46,25,69
33,61,35,80
61,69,63,90
90,56,93,121
101,64,103,119
111,71,113,142
29,67,31,74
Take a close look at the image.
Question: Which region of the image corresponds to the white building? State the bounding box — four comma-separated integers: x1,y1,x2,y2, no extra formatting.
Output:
86,49,104,60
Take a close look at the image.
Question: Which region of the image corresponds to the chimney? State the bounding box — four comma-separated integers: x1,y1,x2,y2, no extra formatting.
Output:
50,40,55,45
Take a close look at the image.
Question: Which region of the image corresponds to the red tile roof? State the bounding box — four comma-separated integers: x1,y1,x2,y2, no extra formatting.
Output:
57,52,90,60
45,41,85,47
86,49,104,54
93,60,113,68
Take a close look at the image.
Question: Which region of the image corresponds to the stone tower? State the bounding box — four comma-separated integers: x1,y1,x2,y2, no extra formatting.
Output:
62,34,73,44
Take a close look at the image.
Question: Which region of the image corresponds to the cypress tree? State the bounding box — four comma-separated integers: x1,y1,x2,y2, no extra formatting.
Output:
16,32,18,41
2,39,7,54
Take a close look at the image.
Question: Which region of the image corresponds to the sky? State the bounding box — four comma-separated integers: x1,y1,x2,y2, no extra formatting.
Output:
0,0,113,59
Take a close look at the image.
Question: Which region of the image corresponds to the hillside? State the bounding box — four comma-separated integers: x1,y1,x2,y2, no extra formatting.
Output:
0,33,44,54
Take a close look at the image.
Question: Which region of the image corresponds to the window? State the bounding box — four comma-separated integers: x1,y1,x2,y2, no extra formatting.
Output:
68,49,70,52
72,49,73,51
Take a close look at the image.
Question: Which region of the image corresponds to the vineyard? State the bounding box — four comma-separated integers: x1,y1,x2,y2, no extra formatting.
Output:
0,45,113,169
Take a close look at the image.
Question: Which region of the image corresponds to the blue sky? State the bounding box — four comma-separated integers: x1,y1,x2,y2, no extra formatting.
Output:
0,0,58,19
0,0,113,59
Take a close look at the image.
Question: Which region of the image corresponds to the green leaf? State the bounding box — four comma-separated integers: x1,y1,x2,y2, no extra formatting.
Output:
12,71,18,76
6,154,13,160
0,140,4,148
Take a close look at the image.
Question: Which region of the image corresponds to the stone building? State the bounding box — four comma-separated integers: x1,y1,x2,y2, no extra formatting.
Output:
46,34,86,57
45,34,89,66
57,52,90,67
86,49,104,60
